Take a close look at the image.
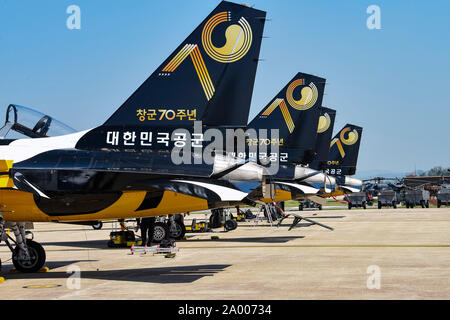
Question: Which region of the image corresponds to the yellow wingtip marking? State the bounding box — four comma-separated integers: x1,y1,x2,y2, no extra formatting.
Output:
0,176,14,188
0,160,13,172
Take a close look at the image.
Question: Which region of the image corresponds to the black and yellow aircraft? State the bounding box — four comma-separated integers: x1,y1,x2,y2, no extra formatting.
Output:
0,1,269,272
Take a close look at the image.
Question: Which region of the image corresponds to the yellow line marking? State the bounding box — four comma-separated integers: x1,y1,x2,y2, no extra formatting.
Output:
178,244,450,249
23,284,62,289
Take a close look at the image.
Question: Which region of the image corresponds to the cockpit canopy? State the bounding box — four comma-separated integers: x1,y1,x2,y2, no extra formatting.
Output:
0,104,76,139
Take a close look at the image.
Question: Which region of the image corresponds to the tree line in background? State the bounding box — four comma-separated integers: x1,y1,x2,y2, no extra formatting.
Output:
415,166,449,176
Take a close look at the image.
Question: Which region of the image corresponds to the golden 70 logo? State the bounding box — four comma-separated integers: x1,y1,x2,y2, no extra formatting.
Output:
160,12,253,101
330,127,359,158
260,79,319,133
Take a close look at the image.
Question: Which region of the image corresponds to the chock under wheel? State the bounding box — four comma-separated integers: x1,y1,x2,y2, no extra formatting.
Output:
9,267,49,274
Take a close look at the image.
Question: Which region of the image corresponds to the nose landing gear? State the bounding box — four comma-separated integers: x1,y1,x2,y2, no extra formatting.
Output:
0,219,46,273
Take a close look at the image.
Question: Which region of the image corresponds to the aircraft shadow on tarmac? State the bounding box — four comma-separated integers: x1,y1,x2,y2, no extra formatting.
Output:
183,235,305,243
3,264,231,284
0,260,97,276
40,234,306,249
42,239,115,249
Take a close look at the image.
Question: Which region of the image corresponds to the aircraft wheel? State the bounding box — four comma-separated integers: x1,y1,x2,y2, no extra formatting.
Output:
12,240,46,273
209,210,222,229
152,222,169,243
224,219,238,231
92,221,103,230
169,220,186,240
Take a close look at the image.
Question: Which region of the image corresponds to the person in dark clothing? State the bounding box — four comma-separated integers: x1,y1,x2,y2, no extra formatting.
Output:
140,217,156,246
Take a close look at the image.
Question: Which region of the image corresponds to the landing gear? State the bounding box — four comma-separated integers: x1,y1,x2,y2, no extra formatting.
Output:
209,208,239,231
152,222,169,243
209,209,223,228
0,219,46,273
12,239,46,273
168,215,186,240
224,219,238,231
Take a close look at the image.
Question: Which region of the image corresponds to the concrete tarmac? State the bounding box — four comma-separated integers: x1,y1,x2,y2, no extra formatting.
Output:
1,207,450,299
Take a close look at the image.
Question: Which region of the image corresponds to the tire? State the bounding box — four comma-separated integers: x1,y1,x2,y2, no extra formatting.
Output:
169,221,186,240
209,210,222,229
224,219,238,231
152,222,169,243
12,240,46,273
318,205,322,210
92,221,103,230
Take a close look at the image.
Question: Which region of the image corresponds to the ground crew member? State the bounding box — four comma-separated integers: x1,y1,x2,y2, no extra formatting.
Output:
140,217,156,246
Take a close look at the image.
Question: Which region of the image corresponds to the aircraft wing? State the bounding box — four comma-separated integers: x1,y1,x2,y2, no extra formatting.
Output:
274,181,320,194
130,178,249,202
340,186,361,193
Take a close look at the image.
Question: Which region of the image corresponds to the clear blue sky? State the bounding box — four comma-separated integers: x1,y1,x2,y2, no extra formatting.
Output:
0,0,449,173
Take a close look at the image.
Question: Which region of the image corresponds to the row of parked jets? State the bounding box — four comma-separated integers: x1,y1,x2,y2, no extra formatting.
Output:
0,1,363,272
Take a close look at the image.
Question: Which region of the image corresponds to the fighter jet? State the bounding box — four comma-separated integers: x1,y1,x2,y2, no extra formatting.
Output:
0,1,268,272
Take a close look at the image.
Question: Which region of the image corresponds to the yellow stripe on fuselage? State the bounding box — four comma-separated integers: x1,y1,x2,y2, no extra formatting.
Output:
0,189,209,222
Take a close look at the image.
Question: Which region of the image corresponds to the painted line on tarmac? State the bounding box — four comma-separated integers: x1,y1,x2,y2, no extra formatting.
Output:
5,245,450,254
178,244,450,249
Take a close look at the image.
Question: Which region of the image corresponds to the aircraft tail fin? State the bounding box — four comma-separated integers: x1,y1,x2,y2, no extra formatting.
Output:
309,107,336,171
247,72,326,164
327,124,363,176
104,1,266,128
